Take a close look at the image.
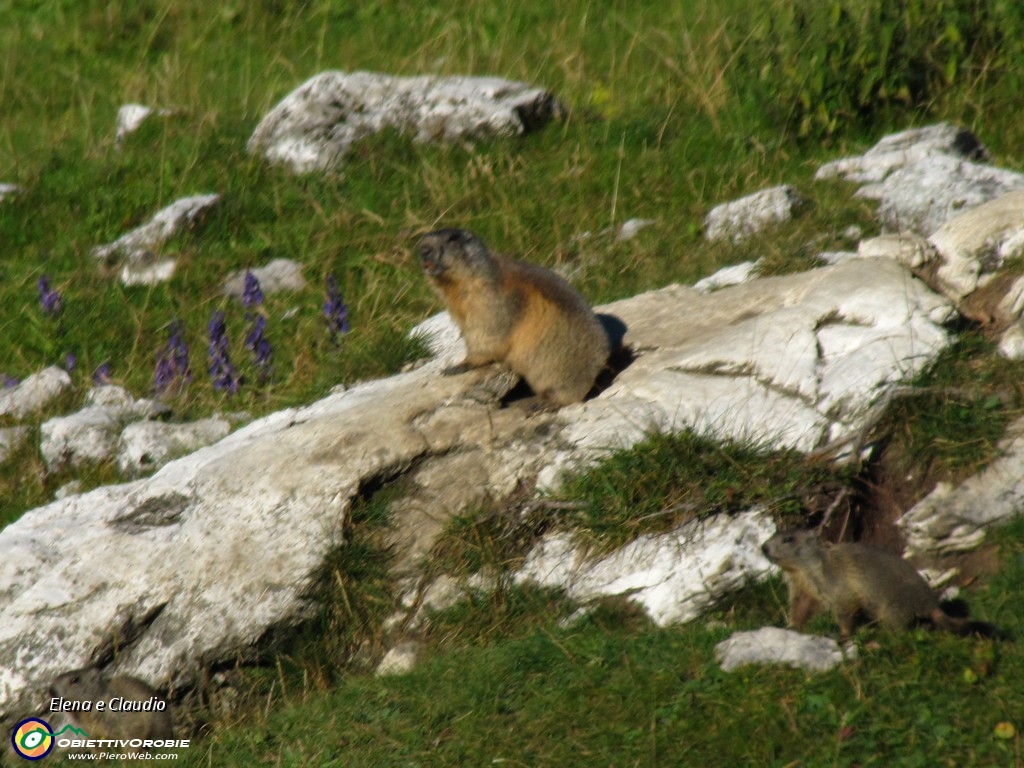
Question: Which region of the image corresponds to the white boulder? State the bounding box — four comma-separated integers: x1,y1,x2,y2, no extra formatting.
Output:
248,71,563,174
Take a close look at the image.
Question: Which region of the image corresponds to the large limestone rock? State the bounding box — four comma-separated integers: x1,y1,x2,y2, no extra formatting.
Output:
0,256,954,726
248,71,563,174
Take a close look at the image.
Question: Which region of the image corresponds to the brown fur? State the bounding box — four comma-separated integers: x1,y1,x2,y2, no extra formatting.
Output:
418,228,610,406
49,668,173,751
761,528,1003,639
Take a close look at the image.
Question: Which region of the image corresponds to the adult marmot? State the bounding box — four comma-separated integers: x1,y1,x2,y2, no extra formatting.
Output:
762,528,1004,639
49,668,174,750
418,228,610,407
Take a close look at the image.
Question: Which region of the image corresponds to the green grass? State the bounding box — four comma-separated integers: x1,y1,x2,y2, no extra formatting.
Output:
6,1,1024,766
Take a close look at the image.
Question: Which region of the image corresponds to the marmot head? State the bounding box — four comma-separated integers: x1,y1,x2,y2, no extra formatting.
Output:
762,528,824,568
50,667,104,700
418,228,497,282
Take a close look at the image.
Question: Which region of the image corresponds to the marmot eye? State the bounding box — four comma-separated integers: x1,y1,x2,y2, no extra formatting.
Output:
446,232,461,245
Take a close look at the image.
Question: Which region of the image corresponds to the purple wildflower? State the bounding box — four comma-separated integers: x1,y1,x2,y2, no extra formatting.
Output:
208,310,240,394
2,373,18,389
37,276,63,316
92,363,112,386
323,274,350,343
64,353,76,372
155,320,192,394
244,314,273,384
242,270,264,309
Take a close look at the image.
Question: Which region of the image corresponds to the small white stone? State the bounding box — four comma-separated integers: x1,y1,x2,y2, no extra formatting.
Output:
375,642,420,676
705,185,801,243
716,627,853,673
0,367,72,419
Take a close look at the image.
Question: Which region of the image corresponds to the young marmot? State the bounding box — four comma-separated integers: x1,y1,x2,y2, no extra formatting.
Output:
761,528,1003,639
418,228,610,407
49,668,174,750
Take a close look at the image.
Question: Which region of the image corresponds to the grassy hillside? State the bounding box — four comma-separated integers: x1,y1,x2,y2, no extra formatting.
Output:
3,1,1024,765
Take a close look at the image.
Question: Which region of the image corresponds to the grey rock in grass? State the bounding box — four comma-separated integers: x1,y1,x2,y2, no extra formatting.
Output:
248,71,564,174
39,386,170,472
817,123,1024,237
617,218,656,241
869,154,1024,237
91,194,221,285
816,123,988,184
375,641,420,677
716,627,854,673
0,427,30,464
0,183,18,202
0,366,72,419
900,416,1024,555
704,185,802,243
223,259,308,299
117,417,232,477
40,406,126,472
0,255,955,726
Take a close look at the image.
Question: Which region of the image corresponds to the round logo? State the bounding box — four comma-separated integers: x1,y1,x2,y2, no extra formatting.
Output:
11,718,54,761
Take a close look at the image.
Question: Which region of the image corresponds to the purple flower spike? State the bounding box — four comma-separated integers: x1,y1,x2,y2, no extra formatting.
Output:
2,373,19,389
155,320,192,394
208,310,240,394
64,353,76,372
323,274,350,343
242,270,264,309
244,313,273,383
37,276,63,316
